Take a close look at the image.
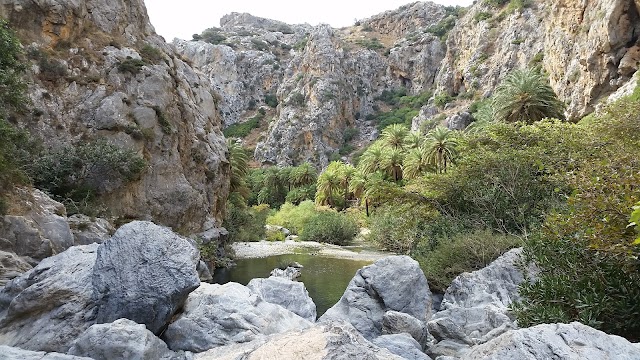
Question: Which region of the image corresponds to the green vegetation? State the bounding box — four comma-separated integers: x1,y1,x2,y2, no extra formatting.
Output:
247,163,317,209
369,89,431,130
492,68,566,123
117,57,146,75
140,44,164,64
193,28,227,44
433,92,454,108
28,140,146,214
355,38,384,50
223,114,262,139
299,210,358,245
265,93,279,108
424,6,464,41
267,200,317,234
474,12,493,22
293,36,308,51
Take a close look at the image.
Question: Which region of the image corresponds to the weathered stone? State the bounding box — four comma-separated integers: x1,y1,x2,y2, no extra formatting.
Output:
0,244,99,352
0,250,32,287
93,221,200,334
68,318,180,360
461,322,640,360
67,214,114,246
426,248,534,358
0,188,73,261
163,282,311,352
269,266,302,280
197,260,213,282
0,345,92,360
320,255,431,340
194,322,404,360
446,112,473,130
372,334,432,360
382,311,429,348
247,277,317,322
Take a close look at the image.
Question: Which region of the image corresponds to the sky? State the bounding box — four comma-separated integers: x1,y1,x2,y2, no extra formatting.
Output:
145,0,474,41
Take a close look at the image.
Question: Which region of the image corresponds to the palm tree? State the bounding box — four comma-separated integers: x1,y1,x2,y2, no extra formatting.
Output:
403,146,435,179
289,162,317,187
404,131,424,149
227,139,249,198
425,126,458,174
349,170,368,214
358,143,385,174
316,167,341,207
381,124,409,150
492,68,566,124
336,162,356,209
381,147,404,182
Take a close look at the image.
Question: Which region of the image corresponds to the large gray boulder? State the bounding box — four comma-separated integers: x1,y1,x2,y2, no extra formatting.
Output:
247,277,317,322
372,334,432,360
461,322,640,360
0,244,99,352
0,345,92,360
67,214,115,246
93,221,200,334
0,250,32,287
194,322,405,360
426,248,534,358
163,282,312,352
68,318,182,360
320,255,431,340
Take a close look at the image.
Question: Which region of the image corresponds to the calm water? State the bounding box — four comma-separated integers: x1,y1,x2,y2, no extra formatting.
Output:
212,254,373,316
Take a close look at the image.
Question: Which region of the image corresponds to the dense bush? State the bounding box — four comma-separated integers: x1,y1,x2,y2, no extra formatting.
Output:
140,44,164,64
265,94,279,108
223,116,261,138
299,210,358,245
224,202,269,242
415,230,522,292
513,236,640,340
28,140,146,213
266,200,317,234
369,202,438,254
117,58,146,75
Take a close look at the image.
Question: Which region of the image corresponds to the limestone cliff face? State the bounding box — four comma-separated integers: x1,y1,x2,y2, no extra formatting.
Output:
1,0,229,235
434,0,640,120
176,1,639,168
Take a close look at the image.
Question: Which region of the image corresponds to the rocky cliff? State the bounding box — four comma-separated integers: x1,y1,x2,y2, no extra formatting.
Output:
177,0,639,168
0,0,229,235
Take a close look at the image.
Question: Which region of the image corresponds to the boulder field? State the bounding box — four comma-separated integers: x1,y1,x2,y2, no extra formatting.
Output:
0,221,638,359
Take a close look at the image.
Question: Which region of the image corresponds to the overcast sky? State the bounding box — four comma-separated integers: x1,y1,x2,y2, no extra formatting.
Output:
145,0,474,41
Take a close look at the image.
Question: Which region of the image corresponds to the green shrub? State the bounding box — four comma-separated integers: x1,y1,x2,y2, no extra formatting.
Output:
355,38,384,50
223,117,260,138
285,184,316,205
513,236,640,340
199,28,227,45
28,140,145,214
224,203,269,242
266,229,286,241
369,202,438,254
299,210,358,245
433,92,454,108
415,230,522,292
267,200,317,234
117,58,146,75
294,37,308,51
265,94,279,108
152,106,172,134
140,44,164,64
251,39,269,51
288,92,306,106
474,12,493,22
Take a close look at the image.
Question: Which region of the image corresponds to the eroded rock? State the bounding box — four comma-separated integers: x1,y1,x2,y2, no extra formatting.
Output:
247,277,317,322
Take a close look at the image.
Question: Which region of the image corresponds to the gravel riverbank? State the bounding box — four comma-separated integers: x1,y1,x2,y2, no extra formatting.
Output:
232,239,391,261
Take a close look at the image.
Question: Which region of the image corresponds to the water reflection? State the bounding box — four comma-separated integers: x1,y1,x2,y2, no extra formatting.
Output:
213,254,373,316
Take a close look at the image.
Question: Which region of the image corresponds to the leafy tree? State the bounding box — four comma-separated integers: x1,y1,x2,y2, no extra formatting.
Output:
424,126,458,174
358,143,385,174
492,68,566,123
227,139,249,199
404,131,424,149
381,147,404,182
403,146,434,179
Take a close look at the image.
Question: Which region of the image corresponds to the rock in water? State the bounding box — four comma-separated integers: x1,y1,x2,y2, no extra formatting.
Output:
320,255,432,339
163,282,311,353
0,244,99,352
92,221,200,334
68,318,180,360
461,322,640,360
247,277,317,322
269,266,301,280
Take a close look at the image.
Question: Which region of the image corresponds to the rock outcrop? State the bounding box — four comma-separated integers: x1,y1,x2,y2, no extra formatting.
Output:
426,248,535,358
0,0,230,235
0,244,99,352
0,250,32,287
162,282,312,353
68,319,181,360
0,345,92,360
372,334,432,360
92,221,200,334
461,322,640,360
320,255,432,340
0,221,200,353
247,277,317,322
194,322,405,360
